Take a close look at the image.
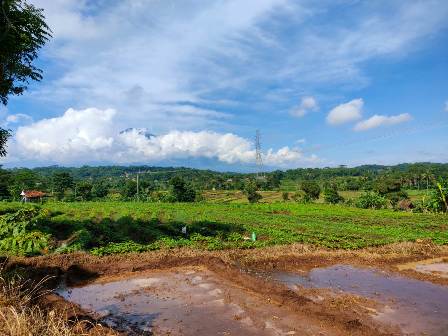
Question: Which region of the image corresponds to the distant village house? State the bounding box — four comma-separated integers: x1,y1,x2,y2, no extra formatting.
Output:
20,190,46,203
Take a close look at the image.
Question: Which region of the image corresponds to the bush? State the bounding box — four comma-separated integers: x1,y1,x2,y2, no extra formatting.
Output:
244,180,262,203
301,181,320,202
282,191,289,201
413,181,448,213
291,192,303,202
355,192,388,209
323,186,344,204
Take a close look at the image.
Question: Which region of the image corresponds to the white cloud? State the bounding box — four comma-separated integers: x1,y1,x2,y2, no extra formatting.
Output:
26,1,448,133
15,108,116,158
445,100,448,112
354,113,412,131
5,114,33,124
9,107,314,167
326,98,363,125
290,96,318,117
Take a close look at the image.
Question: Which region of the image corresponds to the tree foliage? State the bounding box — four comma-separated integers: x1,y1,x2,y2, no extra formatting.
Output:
244,180,262,203
76,180,93,201
169,176,196,202
0,0,51,104
52,172,73,198
301,180,320,202
0,128,11,156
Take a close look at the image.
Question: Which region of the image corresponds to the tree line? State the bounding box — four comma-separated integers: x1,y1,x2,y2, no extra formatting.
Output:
0,162,446,211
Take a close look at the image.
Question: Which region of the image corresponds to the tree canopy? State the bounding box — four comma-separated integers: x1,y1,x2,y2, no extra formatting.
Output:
0,0,51,156
0,0,51,104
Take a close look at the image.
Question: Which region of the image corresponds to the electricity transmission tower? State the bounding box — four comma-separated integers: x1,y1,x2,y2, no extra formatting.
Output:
255,130,265,179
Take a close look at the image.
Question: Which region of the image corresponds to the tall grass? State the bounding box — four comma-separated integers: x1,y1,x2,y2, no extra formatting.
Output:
0,264,112,336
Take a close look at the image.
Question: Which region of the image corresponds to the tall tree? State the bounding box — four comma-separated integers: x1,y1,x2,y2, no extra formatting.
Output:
0,0,51,104
169,176,196,202
52,172,73,199
8,168,37,199
0,0,51,154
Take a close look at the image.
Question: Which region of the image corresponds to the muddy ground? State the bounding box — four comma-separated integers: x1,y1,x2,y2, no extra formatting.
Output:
5,241,448,336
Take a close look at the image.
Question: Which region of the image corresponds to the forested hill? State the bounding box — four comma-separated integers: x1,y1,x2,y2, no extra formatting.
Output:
29,165,236,180
12,162,448,180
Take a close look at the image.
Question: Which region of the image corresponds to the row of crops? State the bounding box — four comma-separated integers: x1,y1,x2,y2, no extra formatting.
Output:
0,201,447,256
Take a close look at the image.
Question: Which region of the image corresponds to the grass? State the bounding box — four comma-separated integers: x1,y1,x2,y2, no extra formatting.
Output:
0,265,112,336
1,200,446,256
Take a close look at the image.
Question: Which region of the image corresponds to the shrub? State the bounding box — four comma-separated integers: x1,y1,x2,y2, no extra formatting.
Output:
413,181,448,213
282,192,289,201
301,181,320,202
424,183,447,213
291,192,303,202
355,192,387,209
323,185,344,204
244,180,262,203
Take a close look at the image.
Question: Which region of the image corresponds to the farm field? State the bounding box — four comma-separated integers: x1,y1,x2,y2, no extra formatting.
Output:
1,200,447,255
202,189,428,204
2,200,448,335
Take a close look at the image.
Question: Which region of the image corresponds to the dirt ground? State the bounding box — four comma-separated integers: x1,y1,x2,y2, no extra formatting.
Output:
5,241,448,336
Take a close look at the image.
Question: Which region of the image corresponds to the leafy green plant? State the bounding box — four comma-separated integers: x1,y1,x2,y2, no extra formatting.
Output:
0,207,51,256
0,231,50,255
355,192,388,209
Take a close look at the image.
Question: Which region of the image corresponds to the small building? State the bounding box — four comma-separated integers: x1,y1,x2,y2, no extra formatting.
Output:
20,190,46,203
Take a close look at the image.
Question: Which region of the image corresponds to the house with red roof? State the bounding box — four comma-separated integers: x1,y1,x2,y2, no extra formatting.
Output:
20,190,46,203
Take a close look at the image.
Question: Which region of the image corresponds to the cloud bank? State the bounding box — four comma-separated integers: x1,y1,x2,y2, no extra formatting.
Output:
10,108,314,167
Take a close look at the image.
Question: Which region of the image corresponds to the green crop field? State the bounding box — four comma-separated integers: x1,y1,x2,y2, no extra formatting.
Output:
1,201,446,256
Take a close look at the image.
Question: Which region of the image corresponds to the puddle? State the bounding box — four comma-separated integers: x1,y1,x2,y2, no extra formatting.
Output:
398,258,448,279
271,265,448,335
415,263,448,278
57,267,326,336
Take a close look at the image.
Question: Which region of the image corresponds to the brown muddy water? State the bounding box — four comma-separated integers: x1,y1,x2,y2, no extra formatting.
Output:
271,265,448,336
57,266,329,336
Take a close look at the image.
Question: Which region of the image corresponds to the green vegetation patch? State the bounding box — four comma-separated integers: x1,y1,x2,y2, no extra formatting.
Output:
0,201,446,256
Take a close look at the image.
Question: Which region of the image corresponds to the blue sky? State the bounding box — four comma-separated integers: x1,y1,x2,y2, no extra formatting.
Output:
1,0,447,171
